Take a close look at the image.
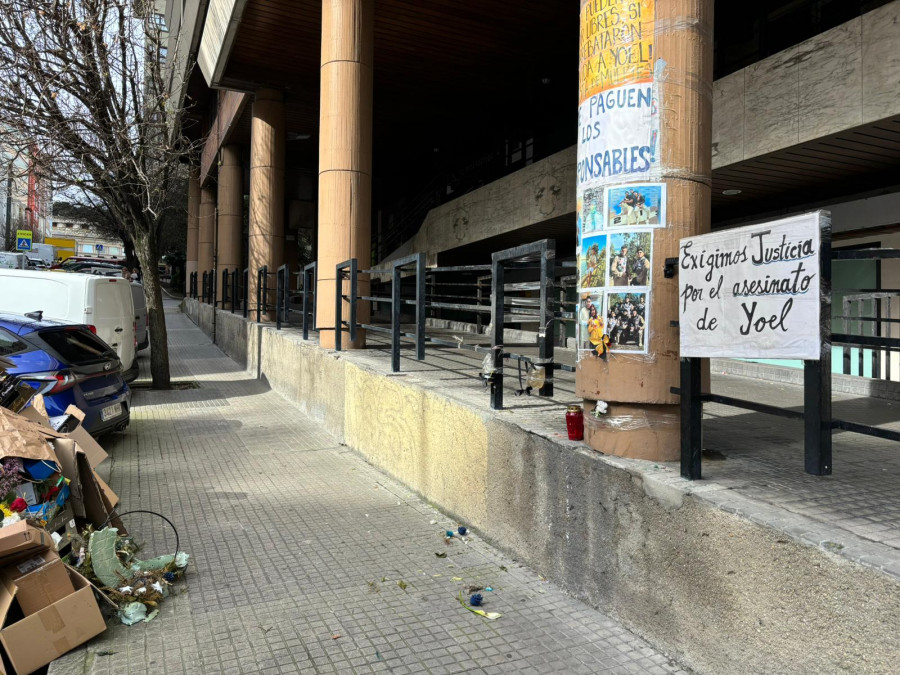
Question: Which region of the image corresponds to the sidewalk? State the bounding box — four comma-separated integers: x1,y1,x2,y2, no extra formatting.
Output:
52,299,686,675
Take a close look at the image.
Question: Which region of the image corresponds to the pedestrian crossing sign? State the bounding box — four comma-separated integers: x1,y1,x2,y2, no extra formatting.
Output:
15,230,32,251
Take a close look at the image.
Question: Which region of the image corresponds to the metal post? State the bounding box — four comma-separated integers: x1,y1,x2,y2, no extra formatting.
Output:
391,263,401,372
490,258,504,410
231,268,238,314
680,357,703,480
243,268,249,319
539,240,555,397
415,253,426,360
349,259,358,342
212,269,217,308
257,266,267,323
281,264,290,326
201,271,207,303
222,269,228,309
334,265,343,352
302,262,316,340
276,264,285,330
804,214,833,475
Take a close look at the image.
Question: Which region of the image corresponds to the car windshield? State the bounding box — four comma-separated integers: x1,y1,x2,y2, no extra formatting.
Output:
38,327,116,365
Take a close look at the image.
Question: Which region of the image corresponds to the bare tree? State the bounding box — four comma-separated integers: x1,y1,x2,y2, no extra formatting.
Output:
0,0,197,388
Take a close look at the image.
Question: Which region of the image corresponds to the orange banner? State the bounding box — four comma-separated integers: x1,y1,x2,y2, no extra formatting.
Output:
579,0,655,101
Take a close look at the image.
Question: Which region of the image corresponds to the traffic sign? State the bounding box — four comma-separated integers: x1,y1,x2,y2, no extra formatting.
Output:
15,230,32,252
96,244,104,252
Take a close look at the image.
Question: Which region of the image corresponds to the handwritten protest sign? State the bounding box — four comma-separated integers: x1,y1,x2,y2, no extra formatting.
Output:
678,212,826,360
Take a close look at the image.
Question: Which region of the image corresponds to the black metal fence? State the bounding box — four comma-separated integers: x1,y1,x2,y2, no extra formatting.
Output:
678,234,900,480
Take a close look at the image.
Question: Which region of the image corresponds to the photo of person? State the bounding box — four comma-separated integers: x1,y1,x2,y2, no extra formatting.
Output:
577,293,610,359
608,231,652,287
580,185,604,234
579,234,607,289
606,292,648,352
605,183,666,228
578,293,603,350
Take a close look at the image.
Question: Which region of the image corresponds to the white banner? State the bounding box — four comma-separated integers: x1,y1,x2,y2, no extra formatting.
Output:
678,212,826,359
577,83,657,188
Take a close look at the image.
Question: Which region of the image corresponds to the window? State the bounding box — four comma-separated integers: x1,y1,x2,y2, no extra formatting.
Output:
110,247,119,255
151,13,167,30
82,244,93,254
0,328,26,357
39,328,115,365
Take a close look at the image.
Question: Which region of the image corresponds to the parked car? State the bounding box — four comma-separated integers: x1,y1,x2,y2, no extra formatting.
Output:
26,256,48,271
0,270,138,381
131,282,148,350
0,313,131,435
63,261,126,274
51,256,124,271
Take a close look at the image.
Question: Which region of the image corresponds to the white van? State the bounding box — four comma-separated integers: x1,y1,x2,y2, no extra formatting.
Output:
0,252,27,270
0,269,138,380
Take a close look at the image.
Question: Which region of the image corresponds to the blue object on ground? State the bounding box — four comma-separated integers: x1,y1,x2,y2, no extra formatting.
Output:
457,526,467,536
23,459,58,481
469,593,483,607
445,530,454,538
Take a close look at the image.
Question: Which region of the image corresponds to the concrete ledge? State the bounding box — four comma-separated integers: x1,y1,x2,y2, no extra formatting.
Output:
184,299,900,674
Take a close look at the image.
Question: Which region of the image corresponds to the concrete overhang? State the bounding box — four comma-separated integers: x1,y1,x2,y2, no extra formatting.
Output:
198,0,250,88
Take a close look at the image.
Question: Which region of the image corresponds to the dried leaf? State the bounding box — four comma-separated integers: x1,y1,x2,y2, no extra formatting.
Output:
435,552,447,558
397,580,408,591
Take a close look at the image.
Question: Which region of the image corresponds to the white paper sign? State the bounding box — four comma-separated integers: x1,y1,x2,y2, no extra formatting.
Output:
577,83,657,188
678,212,825,359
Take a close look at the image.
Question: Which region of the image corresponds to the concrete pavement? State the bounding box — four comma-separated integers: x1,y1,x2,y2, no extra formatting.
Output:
51,300,687,675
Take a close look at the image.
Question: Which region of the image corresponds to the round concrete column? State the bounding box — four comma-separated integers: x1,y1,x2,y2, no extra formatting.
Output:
185,166,200,293
217,145,244,308
316,0,373,349
576,0,713,460
198,184,217,298
248,88,285,321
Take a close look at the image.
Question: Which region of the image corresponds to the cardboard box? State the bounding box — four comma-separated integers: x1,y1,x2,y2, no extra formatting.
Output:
52,440,124,532
1,550,73,616
0,567,105,675
0,524,50,562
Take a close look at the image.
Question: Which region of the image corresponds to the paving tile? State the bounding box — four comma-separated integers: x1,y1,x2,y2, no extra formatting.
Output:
50,300,687,675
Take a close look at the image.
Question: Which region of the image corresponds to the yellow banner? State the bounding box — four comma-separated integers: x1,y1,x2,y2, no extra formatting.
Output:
579,0,655,101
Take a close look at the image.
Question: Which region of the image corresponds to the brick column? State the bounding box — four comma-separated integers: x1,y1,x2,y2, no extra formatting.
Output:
248,88,285,321
217,145,243,308
198,184,216,299
316,0,373,349
576,0,713,460
185,166,200,293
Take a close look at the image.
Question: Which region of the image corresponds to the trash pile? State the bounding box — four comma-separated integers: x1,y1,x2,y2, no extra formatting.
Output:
0,366,188,674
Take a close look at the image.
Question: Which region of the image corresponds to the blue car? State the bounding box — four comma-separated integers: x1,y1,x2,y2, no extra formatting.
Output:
0,313,131,435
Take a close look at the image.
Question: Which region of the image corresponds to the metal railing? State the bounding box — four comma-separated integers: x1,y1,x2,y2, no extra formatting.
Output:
678,239,900,480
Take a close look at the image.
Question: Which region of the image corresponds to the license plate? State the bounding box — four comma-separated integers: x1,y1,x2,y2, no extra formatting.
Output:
100,403,122,422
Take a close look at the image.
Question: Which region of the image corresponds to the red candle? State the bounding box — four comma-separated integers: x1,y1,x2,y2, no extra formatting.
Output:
565,405,584,441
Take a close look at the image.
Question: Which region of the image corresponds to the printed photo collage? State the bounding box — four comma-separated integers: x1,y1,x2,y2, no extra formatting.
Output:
576,182,665,358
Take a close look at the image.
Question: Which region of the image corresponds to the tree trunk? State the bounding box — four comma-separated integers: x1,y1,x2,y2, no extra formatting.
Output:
134,229,171,388
123,238,138,270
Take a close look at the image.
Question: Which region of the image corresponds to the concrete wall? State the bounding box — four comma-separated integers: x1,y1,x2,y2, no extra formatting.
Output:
384,146,576,264
184,302,900,675
712,1,900,169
